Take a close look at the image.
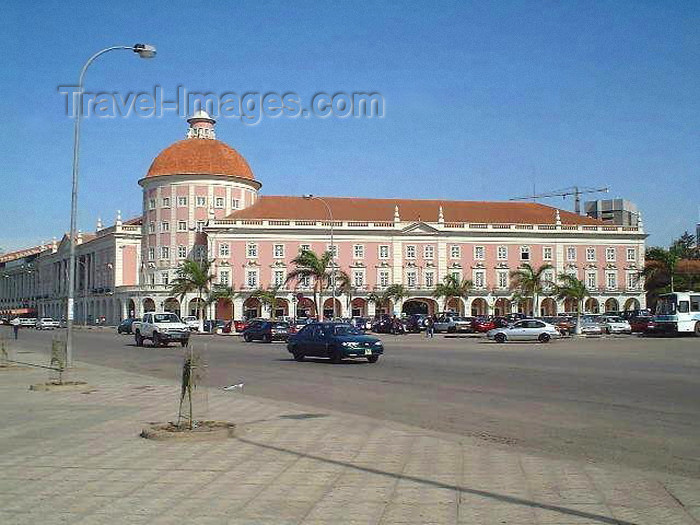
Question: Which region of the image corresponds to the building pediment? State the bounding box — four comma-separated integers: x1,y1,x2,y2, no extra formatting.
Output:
401,222,439,235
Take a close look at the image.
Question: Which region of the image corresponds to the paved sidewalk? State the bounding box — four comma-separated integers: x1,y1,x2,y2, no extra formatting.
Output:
0,345,698,525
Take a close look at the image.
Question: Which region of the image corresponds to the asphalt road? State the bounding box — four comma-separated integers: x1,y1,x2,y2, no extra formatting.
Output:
7,327,700,478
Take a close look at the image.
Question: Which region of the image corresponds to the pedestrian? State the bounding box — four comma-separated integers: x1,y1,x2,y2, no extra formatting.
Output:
10,317,20,340
425,316,434,338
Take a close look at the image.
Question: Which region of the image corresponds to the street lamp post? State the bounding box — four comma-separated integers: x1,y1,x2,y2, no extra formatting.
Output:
302,195,336,319
65,44,156,368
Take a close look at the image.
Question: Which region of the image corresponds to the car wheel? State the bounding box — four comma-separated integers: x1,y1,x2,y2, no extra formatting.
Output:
152,332,160,347
135,332,143,347
244,333,252,342
447,326,456,333
367,355,379,363
180,339,188,347
263,334,272,343
538,333,551,343
293,350,305,362
604,327,611,335
694,322,700,338
329,347,342,364
494,333,507,343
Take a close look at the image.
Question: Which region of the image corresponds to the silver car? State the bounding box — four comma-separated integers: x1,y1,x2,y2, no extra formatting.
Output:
599,315,632,335
487,319,561,343
576,315,604,335
433,315,474,333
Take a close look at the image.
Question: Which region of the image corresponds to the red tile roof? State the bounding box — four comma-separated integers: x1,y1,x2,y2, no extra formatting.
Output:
226,196,604,225
0,245,45,264
145,139,255,181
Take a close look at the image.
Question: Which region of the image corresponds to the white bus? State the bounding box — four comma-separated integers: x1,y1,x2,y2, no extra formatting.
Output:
653,292,700,336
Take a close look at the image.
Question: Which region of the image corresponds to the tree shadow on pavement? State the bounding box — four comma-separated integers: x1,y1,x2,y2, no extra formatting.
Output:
234,435,637,525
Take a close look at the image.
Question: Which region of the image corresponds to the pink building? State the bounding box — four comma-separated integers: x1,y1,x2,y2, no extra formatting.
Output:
0,111,646,323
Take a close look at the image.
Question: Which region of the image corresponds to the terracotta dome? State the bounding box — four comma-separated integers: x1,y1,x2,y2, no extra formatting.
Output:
146,139,255,180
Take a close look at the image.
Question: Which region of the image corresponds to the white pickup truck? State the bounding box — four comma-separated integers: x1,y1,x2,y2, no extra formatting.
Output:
132,312,190,348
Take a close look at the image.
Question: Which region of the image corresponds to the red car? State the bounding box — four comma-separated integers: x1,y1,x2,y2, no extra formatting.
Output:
629,316,652,333
233,320,248,333
472,317,496,333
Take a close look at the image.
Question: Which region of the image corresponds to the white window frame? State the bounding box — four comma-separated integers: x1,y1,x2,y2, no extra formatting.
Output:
586,247,596,262
148,198,156,210
520,246,530,261
195,196,207,207
379,245,390,259
423,245,434,259
177,196,188,207
196,221,205,232
246,269,258,289
299,244,311,253
177,245,187,259
626,247,636,262
160,221,169,233
246,243,258,258
586,271,597,290
353,270,365,288
473,270,485,289
406,270,417,288
497,246,508,260
405,245,416,259
543,246,553,261
219,243,230,258
231,198,240,209
219,270,230,286
626,272,637,290
606,271,617,290
177,221,187,232
160,246,170,259
148,222,155,234
273,269,285,287
497,270,508,289
148,247,155,261
567,246,577,261
450,245,461,259
214,197,225,209
162,197,170,208
161,272,169,285
606,247,616,262
378,270,390,288
273,244,285,258
353,244,365,259
327,245,338,257
424,270,435,288
474,245,485,260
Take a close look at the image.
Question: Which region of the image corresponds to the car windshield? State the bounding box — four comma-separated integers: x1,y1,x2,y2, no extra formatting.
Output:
154,313,180,323
333,325,362,336
656,296,676,315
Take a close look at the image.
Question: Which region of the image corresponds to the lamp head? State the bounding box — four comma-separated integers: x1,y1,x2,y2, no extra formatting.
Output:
133,43,157,59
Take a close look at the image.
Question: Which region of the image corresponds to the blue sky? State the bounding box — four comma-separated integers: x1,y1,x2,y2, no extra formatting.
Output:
1,0,698,251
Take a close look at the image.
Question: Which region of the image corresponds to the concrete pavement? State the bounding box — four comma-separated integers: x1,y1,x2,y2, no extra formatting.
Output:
0,342,699,524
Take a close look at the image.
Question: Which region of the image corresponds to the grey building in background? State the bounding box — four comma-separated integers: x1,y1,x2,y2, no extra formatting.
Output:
585,199,639,226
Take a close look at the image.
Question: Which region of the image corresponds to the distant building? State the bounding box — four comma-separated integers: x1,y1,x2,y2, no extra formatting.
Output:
585,199,639,227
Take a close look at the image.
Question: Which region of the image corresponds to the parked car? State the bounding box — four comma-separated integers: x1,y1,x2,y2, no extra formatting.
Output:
629,315,652,333
182,316,200,331
233,319,248,332
404,314,429,333
372,316,405,334
132,312,190,347
487,319,561,343
433,315,474,333
599,315,632,335
540,316,575,336
18,317,38,327
36,317,60,330
471,317,495,333
576,315,604,335
202,319,226,333
287,322,383,363
117,317,140,334
350,317,372,331
242,321,290,343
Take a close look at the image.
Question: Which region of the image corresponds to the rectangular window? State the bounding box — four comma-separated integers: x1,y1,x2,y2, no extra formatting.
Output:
406,271,417,287
424,245,434,259
353,244,364,259
543,247,553,261
379,271,389,288
274,270,285,287
586,272,596,290
177,196,187,207
215,197,224,208
148,222,155,234
379,245,390,259
497,246,508,260
474,270,485,289
149,274,155,286
148,247,155,261
196,221,205,232
231,198,240,209
160,246,169,259
178,245,187,259
327,245,338,257
520,246,530,261
300,275,311,288
148,198,156,210
497,271,508,289
606,247,616,262
567,246,576,261
353,270,364,288
627,247,636,262
586,247,596,262
273,244,285,258
161,221,169,232
300,244,310,253
219,270,230,286
219,243,230,257
405,245,416,259
195,245,206,259
246,270,258,288
195,196,206,207
246,243,258,258
606,272,617,290
626,272,637,290
161,272,169,285
162,197,170,208
178,221,187,232
425,271,434,288
450,245,461,259
474,246,485,260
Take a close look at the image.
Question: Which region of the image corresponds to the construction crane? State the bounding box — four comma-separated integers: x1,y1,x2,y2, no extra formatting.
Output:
509,186,609,215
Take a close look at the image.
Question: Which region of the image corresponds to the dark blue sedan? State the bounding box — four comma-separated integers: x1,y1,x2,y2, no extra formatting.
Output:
287,322,384,363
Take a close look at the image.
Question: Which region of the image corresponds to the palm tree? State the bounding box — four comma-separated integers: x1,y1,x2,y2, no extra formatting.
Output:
510,263,553,317
432,274,473,313
554,273,590,335
170,259,216,331
248,286,282,319
286,249,333,319
208,284,236,320
368,284,407,316
336,271,354,315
